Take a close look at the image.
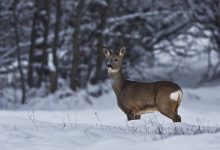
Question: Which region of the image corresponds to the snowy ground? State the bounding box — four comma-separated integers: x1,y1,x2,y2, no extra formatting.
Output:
0,84,220,150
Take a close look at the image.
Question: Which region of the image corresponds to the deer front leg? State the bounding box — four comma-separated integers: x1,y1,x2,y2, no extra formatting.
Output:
134,115,141,120
118,103,141,121
126,114,141,121
127,114,135,121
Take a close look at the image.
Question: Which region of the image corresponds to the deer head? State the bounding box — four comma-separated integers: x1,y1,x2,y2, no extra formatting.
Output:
102,46,126,74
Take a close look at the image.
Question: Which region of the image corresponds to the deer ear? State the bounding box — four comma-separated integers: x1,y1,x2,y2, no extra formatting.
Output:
118,46,126,57
102,47,111,58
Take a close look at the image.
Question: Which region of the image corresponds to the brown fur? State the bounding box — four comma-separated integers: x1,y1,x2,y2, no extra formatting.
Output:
103,47,183,122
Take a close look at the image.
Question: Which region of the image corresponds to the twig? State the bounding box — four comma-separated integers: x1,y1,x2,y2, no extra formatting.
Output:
94,112,103,128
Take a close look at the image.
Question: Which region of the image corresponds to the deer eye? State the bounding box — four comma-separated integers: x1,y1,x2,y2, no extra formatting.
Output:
113,58,118,62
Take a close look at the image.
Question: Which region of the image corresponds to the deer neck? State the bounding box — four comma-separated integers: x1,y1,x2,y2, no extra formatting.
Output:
108,68,126,96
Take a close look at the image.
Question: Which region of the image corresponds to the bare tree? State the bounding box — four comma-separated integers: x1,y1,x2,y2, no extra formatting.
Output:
1,0,218,101
38,0,50,86
28,0,38,87
91,0,111,85
50,0,61,93
12,0,26,104
70,1,86,91
187,0,220,80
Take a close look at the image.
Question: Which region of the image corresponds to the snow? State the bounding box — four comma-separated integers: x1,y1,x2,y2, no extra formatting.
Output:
0,83,220,149
48,53,56,72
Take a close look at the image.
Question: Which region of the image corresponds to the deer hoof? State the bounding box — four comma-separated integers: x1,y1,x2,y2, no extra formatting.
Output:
173,115,181,122
127,115,135,121
127,114,141,121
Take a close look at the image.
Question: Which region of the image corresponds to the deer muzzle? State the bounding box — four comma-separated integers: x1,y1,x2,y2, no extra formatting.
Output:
107,64,112,69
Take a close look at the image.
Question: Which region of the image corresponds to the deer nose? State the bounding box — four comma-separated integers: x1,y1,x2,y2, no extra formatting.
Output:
107,64,112,68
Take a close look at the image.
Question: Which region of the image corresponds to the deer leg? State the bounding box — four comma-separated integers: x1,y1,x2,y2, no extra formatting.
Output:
172,103,180,114
127,114,141,121
119,104,137,121
127,113,136,121
134,115,141,120
171,103,181,122
172,113,181,122
173,114,181,122
158,106,181,122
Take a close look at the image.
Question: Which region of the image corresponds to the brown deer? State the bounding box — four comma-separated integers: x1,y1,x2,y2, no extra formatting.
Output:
102,46,183,122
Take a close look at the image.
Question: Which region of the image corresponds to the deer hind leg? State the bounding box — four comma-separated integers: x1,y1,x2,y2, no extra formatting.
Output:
172,103,180,114
157,99,181,122
171,99,181,122
157,105,181,122
156,90,182,122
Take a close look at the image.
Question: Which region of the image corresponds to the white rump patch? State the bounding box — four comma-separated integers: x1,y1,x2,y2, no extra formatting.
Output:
170,90,182,101
48,53,56,72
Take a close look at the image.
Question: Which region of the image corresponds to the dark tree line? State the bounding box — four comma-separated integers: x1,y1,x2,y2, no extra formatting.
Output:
0,0,220,104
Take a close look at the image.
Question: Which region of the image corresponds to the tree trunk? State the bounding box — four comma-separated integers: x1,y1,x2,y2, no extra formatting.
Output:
28,0,38,87
38,0,50,87
12,0,26,104
70,1,86,91
91,0,111,84
50,0,61,93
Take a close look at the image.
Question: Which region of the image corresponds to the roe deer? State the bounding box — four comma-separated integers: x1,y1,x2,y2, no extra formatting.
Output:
102,46,183,122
